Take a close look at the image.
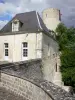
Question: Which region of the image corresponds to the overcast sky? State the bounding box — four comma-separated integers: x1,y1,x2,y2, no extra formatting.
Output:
0,0,75,29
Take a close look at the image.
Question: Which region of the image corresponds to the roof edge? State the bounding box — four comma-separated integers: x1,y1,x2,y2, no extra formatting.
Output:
36,12,43,30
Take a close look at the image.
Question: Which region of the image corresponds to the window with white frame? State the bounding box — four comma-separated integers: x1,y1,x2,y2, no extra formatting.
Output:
4,43,9,56
22,42,28,57
12,21,19,32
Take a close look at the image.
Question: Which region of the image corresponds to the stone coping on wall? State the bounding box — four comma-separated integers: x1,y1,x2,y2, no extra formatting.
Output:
0,59,74,100
1,72,74,100
0,59,42,68
0,59,43,80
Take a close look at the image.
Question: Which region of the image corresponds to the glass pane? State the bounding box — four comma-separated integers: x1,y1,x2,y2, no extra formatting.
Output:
23,42,27,47
23,49,28,57
5,49,8,56
5,43,8,48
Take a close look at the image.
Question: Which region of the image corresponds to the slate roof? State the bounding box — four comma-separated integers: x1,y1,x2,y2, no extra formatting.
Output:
0,11,49,34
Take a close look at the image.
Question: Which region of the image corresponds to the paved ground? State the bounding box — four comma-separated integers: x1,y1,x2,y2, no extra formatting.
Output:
0,87,26,100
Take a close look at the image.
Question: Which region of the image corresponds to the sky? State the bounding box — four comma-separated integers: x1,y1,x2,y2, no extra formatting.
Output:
0,0,75,29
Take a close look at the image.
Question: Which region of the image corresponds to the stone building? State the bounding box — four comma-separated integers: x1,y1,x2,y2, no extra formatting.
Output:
0,8,62,85
43,8,61,32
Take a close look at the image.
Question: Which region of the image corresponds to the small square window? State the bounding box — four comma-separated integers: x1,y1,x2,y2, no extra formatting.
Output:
23,42,27,47
5,43,8,48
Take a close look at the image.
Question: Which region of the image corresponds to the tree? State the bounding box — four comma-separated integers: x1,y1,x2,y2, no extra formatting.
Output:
56,23,68,51
56,23,67,36
56,23,75,92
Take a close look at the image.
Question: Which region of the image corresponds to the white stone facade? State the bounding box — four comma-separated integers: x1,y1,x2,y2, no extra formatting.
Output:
0,32,43,62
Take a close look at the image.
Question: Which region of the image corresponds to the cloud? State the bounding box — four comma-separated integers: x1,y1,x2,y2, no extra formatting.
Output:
0,0,75,29
0,2,21,15
0,0,49,15
46,0,75,27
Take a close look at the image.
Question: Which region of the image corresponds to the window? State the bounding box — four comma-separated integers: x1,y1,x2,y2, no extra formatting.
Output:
5,43,8,48
23,42,28,48
20,22,23,27
4,43,9,56
23,49,28,57
14,21,17,24
12,21,19,32
22,42,28,57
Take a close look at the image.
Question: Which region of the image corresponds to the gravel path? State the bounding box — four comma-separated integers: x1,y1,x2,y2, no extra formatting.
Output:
0,87,26,100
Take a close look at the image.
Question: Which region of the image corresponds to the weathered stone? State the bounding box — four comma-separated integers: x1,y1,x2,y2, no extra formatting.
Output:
0,87,26,100
0,60,74,100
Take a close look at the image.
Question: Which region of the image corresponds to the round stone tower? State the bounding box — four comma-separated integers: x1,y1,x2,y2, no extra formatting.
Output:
42,8,61,31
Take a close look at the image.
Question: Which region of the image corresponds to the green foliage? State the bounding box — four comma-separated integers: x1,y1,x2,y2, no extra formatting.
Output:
56,23,67,36
62,67,75,87
56,23,75,91
60,50,75,70
56,23,68,51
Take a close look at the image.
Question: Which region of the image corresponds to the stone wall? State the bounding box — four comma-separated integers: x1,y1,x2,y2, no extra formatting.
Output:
0,59,43,80
42,32,59,82
0,72,74,100
0,59,74,100
0,73,52,100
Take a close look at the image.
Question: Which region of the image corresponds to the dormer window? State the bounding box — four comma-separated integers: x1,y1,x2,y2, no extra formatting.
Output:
12,19,19,32
14,21,17,24
20,22,23,27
